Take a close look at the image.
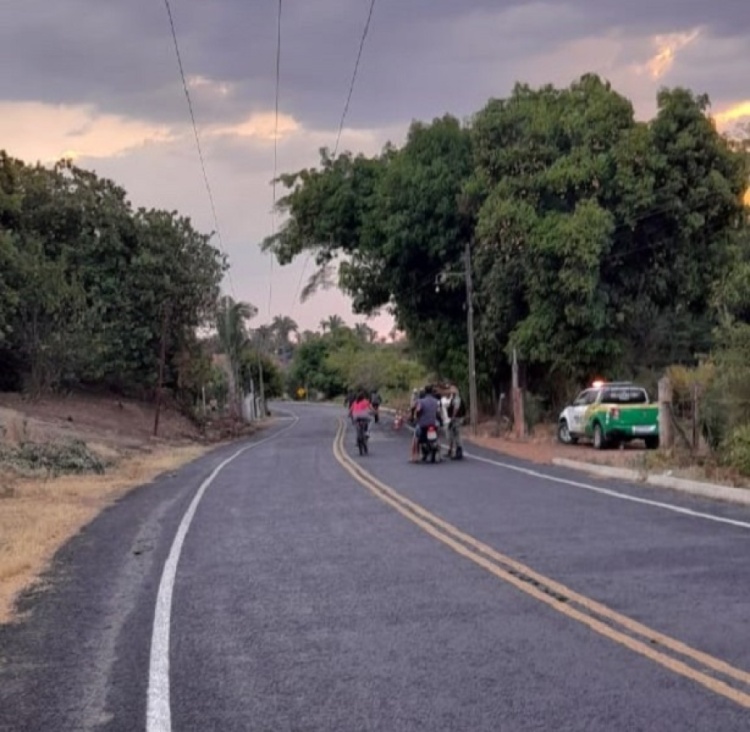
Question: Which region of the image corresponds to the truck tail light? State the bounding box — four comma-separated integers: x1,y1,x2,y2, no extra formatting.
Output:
609,407,620,420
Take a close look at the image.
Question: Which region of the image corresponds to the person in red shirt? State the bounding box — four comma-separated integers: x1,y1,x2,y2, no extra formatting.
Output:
349,390,373,437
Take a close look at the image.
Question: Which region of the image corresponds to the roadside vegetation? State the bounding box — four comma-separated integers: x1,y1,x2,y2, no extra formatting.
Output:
264,74,750,476
0,154,279,619
285,319,427,406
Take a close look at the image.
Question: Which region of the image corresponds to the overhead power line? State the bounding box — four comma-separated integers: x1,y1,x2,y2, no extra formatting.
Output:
291,0,377,312
268,0,283,319
333,0,377,158
162,0,236,297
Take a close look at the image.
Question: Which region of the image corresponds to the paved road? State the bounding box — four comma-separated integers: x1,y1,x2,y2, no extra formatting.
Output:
2,403,750,731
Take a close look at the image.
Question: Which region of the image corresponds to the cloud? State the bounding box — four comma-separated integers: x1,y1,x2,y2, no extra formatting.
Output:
208,112,300,142
3,1,748,133
3,0,750,336
0,102,175,163
714,101,750,128
187,74,234,98
70,114,404,335
635,28,701,79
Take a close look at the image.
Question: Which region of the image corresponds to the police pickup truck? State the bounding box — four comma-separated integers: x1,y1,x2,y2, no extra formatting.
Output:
557,381,659,450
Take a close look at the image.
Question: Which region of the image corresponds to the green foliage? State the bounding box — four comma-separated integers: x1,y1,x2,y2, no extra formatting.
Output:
202,364,229,408
286,331,347,398
264,75,748,412
285,322,427,399
723,425,750,476
239,349,284,399
701,321,750,449
265,116,475,386
327,344,426,393
472,77,747,390
0,152,226,402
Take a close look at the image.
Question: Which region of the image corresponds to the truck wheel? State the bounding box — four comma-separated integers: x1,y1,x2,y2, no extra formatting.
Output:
645,435,659,450
593,423,607,450
558,420,576,445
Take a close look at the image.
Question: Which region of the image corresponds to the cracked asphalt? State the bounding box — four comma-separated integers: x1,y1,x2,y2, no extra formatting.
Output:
2,403,750,731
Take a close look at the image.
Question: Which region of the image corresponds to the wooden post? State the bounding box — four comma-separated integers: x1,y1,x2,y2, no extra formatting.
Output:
512,348,526,439
153,302,171,437
496,392,506,435
464,240,479,436
658,375,673,450
692,382,705,452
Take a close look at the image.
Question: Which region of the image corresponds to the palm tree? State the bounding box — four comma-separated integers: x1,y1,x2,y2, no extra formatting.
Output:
272,315,298,347
354,322,376,343
321,314,345,333
252,324,275,352
216,296,257,414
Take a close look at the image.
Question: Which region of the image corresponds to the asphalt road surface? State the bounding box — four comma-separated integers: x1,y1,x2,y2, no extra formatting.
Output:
2,403,750,731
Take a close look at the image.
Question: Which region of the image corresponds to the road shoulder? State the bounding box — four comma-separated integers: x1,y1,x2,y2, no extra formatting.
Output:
464,432,750,507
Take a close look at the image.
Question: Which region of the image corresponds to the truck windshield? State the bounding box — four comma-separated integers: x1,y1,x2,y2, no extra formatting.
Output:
600,388,648,404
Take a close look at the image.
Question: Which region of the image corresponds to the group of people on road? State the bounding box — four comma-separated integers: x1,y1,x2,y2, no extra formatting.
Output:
345,382,464,462
409,383,464,462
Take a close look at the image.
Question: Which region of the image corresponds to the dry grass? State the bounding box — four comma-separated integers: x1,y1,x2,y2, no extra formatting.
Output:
0,390,267,624
0,443,211,623
624,448,750,489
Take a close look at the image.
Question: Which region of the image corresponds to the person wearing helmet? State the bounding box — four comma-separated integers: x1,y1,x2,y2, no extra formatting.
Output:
410,384,442,462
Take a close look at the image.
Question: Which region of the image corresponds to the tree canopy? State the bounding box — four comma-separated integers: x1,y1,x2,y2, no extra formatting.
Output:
263,75,749,404
0,153,227,399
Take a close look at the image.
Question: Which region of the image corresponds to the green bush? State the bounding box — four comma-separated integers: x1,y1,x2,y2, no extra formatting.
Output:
0,439,105,476
722,425,750,477
700,322,750,450
523,391,547,432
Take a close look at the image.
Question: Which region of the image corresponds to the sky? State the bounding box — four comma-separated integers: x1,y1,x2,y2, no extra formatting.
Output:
2,0,749,337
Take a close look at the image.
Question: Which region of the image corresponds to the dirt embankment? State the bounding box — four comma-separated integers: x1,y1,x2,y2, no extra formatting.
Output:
468,422,651,468
0,391,259,623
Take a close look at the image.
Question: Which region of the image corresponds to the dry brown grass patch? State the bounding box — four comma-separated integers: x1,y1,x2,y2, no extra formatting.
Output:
0,443,211,623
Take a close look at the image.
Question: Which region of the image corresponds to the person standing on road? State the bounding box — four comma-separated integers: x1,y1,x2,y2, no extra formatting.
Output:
409,388,421,425
440,383,464,460
370,389,382,423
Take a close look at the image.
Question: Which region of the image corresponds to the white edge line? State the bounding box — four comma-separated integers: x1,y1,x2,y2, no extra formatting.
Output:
146,410,300,732
397,420,750,530
463,449,750,530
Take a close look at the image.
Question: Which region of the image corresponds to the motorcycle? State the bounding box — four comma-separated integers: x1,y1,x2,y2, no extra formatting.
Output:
419,423,442,463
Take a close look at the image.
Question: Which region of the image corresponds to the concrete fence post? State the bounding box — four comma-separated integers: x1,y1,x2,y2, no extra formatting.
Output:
658,375,673,450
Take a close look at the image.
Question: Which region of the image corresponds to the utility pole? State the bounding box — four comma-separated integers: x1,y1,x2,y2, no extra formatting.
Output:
153,301,171,437
464,240,479,436
257,333,266,417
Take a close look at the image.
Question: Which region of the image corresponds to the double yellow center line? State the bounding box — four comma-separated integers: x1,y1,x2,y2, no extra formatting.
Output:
333,419,750,709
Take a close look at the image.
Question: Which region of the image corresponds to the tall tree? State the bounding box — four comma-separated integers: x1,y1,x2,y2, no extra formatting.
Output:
263,77,748,405
354,322,376,343
271,314,298,351
320,314,345,333
264,115,475,385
